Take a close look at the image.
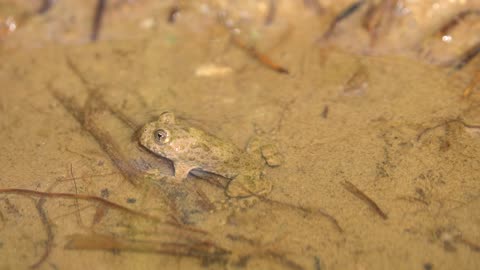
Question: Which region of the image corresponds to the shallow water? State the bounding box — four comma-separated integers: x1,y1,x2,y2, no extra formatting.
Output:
0,1,479,269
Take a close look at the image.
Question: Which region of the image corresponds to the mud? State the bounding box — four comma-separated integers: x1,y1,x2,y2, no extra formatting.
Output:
0,1,479,270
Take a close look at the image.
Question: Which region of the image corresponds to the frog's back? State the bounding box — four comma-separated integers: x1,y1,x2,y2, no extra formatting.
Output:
185,126,260,176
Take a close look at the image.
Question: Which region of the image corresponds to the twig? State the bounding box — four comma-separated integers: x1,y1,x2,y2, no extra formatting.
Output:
416,118,480,141
314,256,321,270
463,72,480,98
226,234,304,270
167,5,180,23
231,35,289,74
451,41,480,70
456,236,480,252
362,0,398,47
60,59,215,223
91,0,106,41
341,180,388,220
51,90,142,186
64,233,230,264
0,188,161,222
303,0,325,15
37,0,55,14
322,0,366,38
69,164,84,227
264,0,277,25
0,187,211,234
263,250,305,270
30,197,54,269
438,10,480,36
258,195,343,232
321,105,329,118
57,172,118,183
65,56,141,129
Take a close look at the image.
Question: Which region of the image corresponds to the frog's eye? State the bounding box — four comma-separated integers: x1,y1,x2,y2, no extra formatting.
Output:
154,129,170,144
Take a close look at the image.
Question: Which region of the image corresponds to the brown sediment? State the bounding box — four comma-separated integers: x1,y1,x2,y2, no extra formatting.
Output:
2,3,480,268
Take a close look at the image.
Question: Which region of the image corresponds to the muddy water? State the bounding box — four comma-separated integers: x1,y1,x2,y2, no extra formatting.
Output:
0,1,479,270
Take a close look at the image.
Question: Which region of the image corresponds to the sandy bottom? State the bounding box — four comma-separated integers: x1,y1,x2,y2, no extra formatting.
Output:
0,1,479,270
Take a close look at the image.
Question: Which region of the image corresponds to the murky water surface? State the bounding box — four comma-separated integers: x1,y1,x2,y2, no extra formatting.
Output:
0,1,479,269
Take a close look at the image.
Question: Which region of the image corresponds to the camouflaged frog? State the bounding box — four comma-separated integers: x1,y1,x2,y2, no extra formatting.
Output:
138,112,282,198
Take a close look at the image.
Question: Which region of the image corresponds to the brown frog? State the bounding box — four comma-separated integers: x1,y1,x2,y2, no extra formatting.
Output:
138,112,282,198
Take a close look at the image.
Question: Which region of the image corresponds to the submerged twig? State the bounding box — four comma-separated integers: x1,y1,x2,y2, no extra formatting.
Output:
303,0,325,15
0,188,161,221
416,118,480,141
262,250,305,270
322,0,366,38
362,0,398,46
30,196,54,269
463,72,480,98
69,164,84,227
321,105,329,119
438,10,480,36
231,35,289,74
456,236,480,252
341,180,388,220
51,90,143,187
226,234,305,270
0,187,210,235
61,58,217,223
65,233,230,264
167,5,180,23
91,0,106,41
451,41,480,70
258,195,343,232
65,56,140,129
264,0,277,25
37,0,55,14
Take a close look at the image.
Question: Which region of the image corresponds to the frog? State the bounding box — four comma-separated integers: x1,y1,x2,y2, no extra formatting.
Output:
138,111,282,198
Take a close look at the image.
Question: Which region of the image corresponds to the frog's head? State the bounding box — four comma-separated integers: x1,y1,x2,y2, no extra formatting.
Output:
139,111,190,160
